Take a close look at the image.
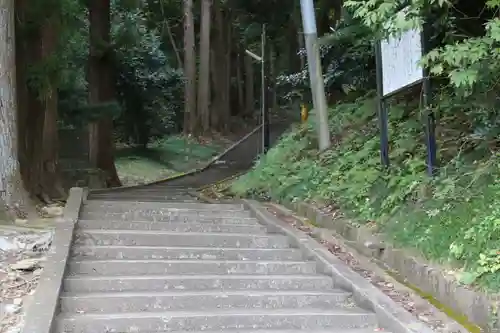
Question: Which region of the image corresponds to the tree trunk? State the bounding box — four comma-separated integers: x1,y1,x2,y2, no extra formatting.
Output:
0,0,31,220
164,19,182,68
88,0,121,187
197,0,212,133
244,52,255,117
40,16,65,200
209,47,220,129
236,50,245,114
222,18,231,126
295,7,306,71
210,0,225,130
183,0,197,134
270,44,278,114
15,0,33,194
211,5,231,131
288,6,302,72
15,0,65,201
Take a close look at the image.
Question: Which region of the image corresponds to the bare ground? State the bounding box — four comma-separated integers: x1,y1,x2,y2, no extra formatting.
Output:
0,206,63,333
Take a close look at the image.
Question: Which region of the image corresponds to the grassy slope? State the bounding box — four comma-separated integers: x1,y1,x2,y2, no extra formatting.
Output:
231,92,500,292
115,136,224,185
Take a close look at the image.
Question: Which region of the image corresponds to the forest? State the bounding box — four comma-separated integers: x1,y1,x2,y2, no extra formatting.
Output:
1,0,500,295
0,0,301,212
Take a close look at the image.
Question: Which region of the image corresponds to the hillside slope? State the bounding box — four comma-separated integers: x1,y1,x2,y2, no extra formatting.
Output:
231,92,500,292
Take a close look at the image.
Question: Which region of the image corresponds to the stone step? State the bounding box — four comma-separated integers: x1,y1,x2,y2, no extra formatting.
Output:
74,230,290,248
67,260,317,276
79,208,253,220
79,211,258,224
96,186,191,192
88,191,191,198
60,289,352,313
113,189,195,194
77,219,266,233
83,201,244,211
86,195,200,203
71,246,304,261
55,308,378,333
88,189,191,195
57,330,387,333
63,274,335,293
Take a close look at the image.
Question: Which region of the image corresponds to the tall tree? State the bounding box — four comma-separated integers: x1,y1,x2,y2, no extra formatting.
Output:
88,0,121,187
183,0,197,134
14,1,66,201
0,0,30,219
197,0,212,132
40,15,65,199
211,1,231,130
236,50,245,113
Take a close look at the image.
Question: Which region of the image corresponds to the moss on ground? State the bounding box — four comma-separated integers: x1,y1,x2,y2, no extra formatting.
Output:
115,136,224,185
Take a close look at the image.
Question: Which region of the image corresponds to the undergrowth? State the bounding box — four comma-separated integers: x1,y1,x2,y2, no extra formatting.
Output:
231,91,500,292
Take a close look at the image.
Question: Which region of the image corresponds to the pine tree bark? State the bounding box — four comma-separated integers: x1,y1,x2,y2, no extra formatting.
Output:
223,19,231,124
40,16,65,200
197,0,212,133
15,1,65,201
0,0,31,219
236,50,245,114
211,2,231,131
88,0,121,187
183,0,197,134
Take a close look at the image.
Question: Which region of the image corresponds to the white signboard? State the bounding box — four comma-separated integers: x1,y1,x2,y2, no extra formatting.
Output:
380,28,423,96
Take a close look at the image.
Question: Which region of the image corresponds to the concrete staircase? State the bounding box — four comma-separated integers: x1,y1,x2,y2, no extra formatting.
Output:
54,200,386,333
87,185,201,202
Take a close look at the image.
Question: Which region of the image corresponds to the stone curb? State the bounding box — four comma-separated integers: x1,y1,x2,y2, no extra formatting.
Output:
22,187,86,333
265,202,469,333
282,200,498,332
243,199,435,333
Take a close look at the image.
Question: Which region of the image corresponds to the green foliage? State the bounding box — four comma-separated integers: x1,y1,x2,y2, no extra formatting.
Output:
113,4,184,144
278,10,376,106
423,22,500,95
232,94,425,214
387,158,500,289
43,0,185,141
344,0,500,95
231,94,500,292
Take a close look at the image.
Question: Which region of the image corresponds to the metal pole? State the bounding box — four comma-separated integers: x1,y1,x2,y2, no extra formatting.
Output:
261,24,270,153
421,24,436,176
300,0,331,151
375,41,390,168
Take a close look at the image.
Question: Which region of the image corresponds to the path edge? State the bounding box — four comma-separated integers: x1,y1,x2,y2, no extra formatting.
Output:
90,124,264,194
22,187,86,333
242,199,435,333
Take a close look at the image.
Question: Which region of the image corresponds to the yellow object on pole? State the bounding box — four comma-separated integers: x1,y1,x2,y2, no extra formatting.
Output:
301,104,309,123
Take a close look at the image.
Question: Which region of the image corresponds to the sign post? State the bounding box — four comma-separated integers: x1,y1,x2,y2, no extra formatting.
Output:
375,41,390,167
375,27,436,175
